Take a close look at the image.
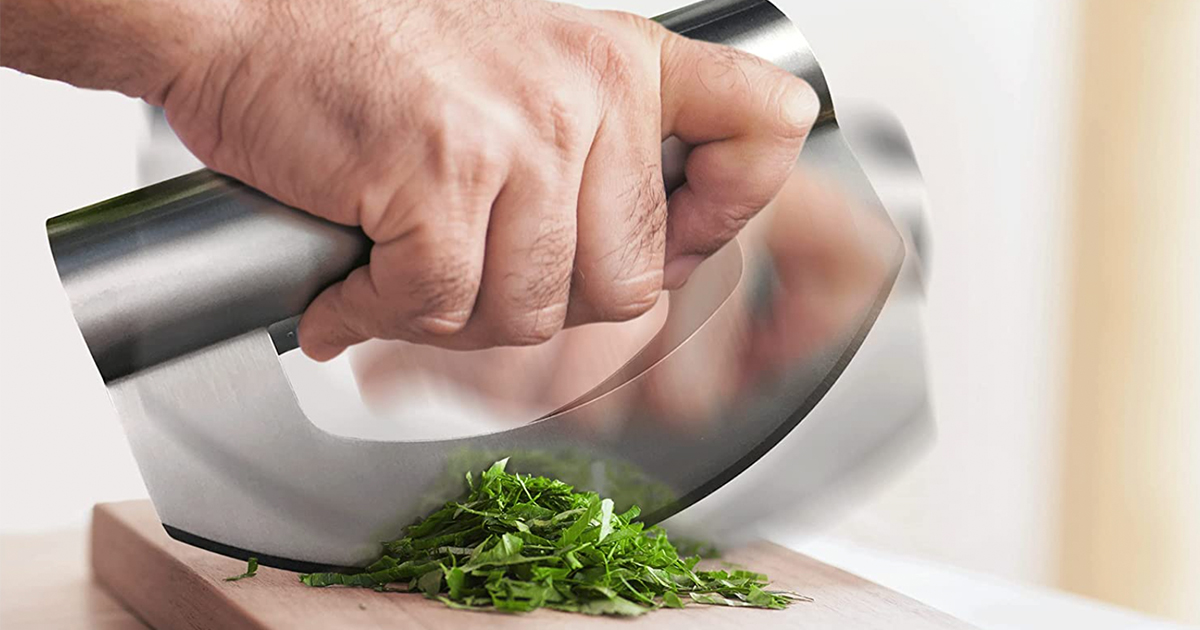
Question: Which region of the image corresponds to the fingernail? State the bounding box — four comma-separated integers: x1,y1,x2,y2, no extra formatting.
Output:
783,81,819,130
301,339,346,362
664,255,705,290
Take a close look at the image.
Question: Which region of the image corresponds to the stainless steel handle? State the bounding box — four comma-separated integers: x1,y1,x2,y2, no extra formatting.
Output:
47,172,370,381
47,0,827,382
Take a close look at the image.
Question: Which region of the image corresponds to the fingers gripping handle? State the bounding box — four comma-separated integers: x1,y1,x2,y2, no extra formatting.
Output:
46,0,825,382
656,0,833,122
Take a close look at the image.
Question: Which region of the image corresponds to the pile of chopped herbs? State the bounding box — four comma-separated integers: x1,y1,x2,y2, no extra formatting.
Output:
298,459,808,615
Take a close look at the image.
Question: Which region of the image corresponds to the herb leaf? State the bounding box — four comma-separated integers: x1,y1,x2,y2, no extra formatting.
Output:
224,557,258,582
597,498,615,543
299,459,806,615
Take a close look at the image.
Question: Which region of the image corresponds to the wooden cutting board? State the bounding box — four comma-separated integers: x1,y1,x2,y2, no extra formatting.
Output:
92,501,974,629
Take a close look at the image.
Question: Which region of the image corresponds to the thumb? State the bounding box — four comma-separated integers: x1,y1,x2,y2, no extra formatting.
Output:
658,34,818,288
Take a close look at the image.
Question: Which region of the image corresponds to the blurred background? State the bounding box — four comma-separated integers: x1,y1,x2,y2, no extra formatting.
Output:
1,0,1197,626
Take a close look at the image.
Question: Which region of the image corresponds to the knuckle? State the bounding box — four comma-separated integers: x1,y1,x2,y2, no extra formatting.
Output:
526,219,578,278
626,159,668,228
579,158,667,323
692,205,759,256
712,206,757,246
424,104,511,191
410,310,472,337
495,303,568,346
526,85,587,157
593,279,663,322
405,239,480,336
612,160,667,274
694,43,761,95
582,259,663,322
719,204,757,236
559,21,637,86
601,10,666,43
461,135,509,190
351,180,413,240
491,220,573,345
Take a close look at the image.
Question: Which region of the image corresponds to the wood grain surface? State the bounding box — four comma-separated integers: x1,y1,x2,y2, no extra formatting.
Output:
91,500,974,629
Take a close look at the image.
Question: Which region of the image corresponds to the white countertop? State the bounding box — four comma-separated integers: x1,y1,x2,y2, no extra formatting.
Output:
777,535,1196,630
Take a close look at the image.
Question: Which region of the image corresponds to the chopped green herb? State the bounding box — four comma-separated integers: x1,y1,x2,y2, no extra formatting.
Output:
299,459,806,615
414,448,677,517
224,557,258,582
662,591,685,608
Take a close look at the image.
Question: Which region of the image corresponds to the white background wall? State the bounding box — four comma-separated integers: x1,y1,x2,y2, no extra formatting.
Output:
0,76,149,530
777,0,1078,587
0,0,1077,589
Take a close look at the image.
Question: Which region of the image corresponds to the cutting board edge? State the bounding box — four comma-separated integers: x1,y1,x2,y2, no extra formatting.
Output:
92,501,273,630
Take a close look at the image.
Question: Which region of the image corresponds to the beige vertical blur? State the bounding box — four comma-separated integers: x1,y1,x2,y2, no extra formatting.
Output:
1060,0,1200,624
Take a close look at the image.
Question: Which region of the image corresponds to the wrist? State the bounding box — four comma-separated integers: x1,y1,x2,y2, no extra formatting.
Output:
0,0,259,104
142,0,260,106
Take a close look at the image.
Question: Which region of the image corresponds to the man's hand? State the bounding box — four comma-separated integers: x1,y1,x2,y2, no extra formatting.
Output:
2,0,818,359
350,167,901,432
